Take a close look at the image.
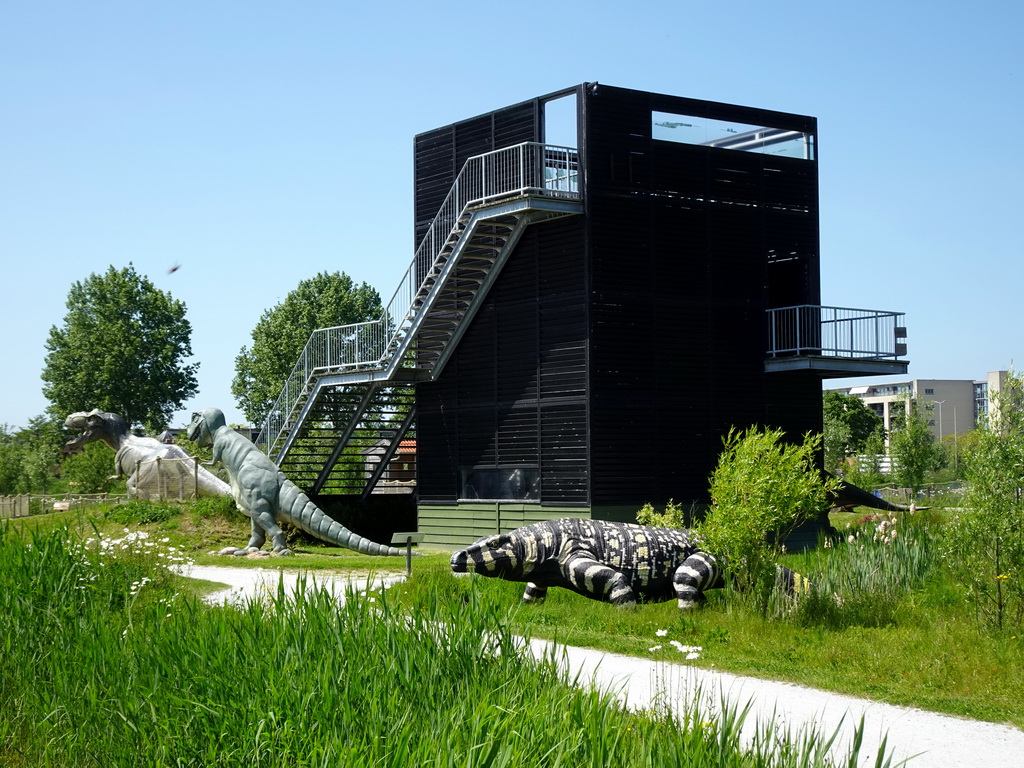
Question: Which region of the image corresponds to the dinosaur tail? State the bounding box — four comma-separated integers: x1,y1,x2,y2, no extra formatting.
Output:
829,476,913,512
277,482,409,556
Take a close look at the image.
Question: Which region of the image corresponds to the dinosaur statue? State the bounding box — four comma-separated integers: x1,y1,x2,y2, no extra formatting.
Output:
187,407,408,557
63,409,232,499
450,518,807,610
830,475,914,513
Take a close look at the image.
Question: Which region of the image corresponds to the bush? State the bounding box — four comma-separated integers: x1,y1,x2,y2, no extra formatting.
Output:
187,495,238,522
636,499,692,528
698,428,840,616
103,499,179,525
61,441,124,494
941,371,1024,631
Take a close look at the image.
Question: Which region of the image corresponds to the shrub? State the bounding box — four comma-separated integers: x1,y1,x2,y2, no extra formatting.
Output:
61,441,124,494
698,428,840,616
940,371,1024,631
103,499,179,525
188,495,238,522
636,499,691,528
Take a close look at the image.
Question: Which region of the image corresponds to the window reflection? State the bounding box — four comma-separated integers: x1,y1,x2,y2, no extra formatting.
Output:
652,111,815,160
460,467,540,501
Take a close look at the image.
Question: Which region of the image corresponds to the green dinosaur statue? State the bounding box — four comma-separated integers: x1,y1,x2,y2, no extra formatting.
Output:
186,407,407,557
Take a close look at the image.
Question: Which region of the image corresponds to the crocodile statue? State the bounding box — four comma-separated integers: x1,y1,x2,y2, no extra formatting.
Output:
450,518,807,609
63,409,231,499
187,407,408,557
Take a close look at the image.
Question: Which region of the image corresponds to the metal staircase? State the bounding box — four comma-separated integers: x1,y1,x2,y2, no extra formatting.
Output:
255,142,583,495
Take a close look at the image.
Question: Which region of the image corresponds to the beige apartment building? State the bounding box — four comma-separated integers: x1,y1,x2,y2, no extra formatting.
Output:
828,371,1007,439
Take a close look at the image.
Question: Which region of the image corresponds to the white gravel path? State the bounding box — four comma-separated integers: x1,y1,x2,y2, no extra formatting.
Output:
178,565,1024,767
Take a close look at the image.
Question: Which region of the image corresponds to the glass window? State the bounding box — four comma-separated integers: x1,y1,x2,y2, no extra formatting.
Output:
652,111,815,160
460,467,540,501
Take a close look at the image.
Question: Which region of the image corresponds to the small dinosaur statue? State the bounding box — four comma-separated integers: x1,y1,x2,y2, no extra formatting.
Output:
63,409,231,499
187,407,408,557
451,518,808,610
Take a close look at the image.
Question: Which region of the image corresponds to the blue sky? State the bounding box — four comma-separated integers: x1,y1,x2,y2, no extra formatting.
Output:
2,1,1022,430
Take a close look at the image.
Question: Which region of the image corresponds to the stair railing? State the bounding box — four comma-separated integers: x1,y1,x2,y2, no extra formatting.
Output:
256,142,579,453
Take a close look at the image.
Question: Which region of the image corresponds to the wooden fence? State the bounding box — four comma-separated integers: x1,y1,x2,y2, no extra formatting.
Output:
0,493,128,520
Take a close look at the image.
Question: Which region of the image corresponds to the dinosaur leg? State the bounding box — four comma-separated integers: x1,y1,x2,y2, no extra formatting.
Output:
126,473,139,499
562,555,635,606
244,516,267,550
246,497,289,552
674,552,723,610
522,582,547,604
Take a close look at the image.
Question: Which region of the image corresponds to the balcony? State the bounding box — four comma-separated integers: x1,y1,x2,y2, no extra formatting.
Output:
765,305,909,378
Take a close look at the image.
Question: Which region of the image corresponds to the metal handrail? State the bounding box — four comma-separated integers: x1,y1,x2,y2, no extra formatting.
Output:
256,142,580,452
766,305,907,359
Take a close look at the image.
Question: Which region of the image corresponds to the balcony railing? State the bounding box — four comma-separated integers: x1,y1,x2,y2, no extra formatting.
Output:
766,305,907,360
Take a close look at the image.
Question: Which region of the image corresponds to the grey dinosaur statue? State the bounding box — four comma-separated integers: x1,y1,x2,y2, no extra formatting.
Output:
63,409,232,499
187,407,408,557
450,518,807,610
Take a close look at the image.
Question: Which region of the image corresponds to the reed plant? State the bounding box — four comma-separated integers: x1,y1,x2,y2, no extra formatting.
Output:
0,522,893,767
793,511,938,629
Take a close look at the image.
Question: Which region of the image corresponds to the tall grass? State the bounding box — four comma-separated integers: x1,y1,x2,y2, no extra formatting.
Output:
792,512,938,628
0,522,893,767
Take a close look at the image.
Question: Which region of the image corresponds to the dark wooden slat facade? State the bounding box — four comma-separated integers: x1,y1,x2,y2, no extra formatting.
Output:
415,84,825,541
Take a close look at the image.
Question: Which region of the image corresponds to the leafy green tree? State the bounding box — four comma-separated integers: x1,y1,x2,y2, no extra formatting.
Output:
844,426,887,488
943,372,1024,630
0,425,24,495
41,264,198,432
823,392,883,473
0,417,64,495
698,427,840,616
61,441,123,494
889,398,938,492
232,271,382,424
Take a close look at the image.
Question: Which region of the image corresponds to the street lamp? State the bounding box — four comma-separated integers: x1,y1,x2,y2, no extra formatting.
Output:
933,400,945,438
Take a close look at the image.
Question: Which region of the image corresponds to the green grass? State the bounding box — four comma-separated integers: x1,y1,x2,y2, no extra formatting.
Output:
0,520,894,767
11,501,1024,732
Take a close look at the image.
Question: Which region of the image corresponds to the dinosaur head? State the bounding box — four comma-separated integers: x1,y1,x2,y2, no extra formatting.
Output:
450,532,527,579
186,408,226,447
63,410,130,455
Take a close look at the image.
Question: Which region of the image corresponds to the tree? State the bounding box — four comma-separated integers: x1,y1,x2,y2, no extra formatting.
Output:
943,371,1024,630
61,441,123,494
0,416,64,495
845,426,887,489
232,271,382,424
823,392,883,473
889,397,938,492
697,427,840,616
0,425,23,495
41,264,198,433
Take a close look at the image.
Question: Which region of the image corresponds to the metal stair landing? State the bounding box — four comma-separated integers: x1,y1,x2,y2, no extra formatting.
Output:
255,142,582,494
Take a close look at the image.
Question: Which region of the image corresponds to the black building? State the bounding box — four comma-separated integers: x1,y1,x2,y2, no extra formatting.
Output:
259,83,907,547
